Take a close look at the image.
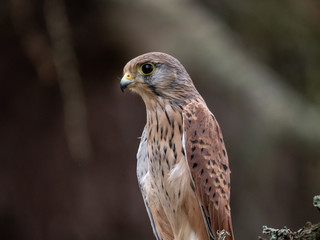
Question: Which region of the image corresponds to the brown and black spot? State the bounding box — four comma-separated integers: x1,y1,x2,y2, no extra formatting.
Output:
164,110,171,125
212,192,216,200
181,147,185,156
222,149,226,156
222,163,228,171
166,157,170,170
160,127,163,140
164,127,168,141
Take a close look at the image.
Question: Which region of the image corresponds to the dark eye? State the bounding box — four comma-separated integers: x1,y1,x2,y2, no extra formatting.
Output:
139,63,155,75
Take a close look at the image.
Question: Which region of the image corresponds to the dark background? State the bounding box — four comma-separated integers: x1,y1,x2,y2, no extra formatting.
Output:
1,0,320,239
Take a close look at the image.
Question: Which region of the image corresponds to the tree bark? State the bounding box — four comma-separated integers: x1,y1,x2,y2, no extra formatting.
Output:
259,195,320,240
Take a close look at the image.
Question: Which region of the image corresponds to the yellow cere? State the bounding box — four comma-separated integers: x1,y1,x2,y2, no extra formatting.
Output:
125,73,132,80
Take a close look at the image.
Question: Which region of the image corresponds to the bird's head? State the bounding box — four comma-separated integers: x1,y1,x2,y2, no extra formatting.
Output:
120,52,198,104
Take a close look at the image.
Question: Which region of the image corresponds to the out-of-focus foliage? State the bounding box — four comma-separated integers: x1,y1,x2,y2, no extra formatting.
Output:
202,0,320,103
0,0,319,240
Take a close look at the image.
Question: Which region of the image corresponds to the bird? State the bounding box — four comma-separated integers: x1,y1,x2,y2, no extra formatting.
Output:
120,52,234,240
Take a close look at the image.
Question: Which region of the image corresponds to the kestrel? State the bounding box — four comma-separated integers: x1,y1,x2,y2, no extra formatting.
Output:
120,52,234,240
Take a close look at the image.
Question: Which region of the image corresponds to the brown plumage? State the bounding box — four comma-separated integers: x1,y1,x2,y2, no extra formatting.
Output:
120,52,234,240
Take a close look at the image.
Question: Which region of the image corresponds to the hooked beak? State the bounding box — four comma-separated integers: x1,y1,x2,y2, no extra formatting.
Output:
120,73,135,92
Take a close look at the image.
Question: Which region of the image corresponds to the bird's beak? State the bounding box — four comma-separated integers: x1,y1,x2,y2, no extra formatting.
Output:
120,73,135,92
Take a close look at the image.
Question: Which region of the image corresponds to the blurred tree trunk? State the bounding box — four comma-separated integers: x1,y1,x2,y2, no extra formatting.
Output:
10,0,56,84
10,0,92,163
44,0,92,163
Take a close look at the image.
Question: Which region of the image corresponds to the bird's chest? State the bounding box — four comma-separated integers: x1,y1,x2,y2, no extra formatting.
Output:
145,108,189,210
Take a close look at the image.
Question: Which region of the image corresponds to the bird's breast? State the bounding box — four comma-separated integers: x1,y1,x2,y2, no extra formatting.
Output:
145,105,190,208
141,103,208,239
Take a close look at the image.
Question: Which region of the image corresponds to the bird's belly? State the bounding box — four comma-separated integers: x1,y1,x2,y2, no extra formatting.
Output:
146,157,187,214
144,154,206,239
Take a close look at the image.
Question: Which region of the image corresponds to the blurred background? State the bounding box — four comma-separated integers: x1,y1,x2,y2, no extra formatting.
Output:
1,0,320,239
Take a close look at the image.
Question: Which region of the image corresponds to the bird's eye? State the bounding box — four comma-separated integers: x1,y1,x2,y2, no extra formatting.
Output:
139,63,155,75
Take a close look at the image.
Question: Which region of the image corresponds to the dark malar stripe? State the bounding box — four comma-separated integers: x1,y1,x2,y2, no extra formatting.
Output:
148,85,160,96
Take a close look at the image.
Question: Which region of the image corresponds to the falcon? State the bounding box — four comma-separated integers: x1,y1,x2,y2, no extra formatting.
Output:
120,52,234,240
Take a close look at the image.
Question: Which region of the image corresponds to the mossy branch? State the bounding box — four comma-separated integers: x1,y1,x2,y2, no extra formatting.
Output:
258,195,320,240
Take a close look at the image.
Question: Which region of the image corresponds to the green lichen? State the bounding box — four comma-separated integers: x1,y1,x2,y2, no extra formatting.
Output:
259,195,320,240
313,195,320,210
217,230,230,240
262,226,292,240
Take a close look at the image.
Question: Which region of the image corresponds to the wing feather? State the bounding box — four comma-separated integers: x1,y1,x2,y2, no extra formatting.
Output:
182,101,234,240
